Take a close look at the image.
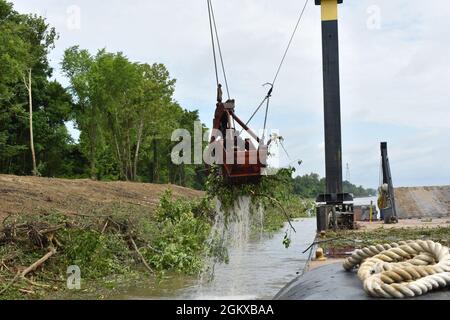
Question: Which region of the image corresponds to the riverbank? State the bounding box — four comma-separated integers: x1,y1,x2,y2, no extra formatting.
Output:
0,188,214,300
0,175,214,299
0,174,204,221
0,175,312,300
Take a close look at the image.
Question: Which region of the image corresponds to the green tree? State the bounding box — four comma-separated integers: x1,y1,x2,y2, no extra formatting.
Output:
135,63,175,182
61,46,100,179
62,48,177,181
292,173,325,198
0,0,70,177
19,12,57,175
0,1,32,173
292,173,376,198
1,0,210,188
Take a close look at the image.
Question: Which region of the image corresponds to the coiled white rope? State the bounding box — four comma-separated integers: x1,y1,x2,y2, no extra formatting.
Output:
343,240,450,298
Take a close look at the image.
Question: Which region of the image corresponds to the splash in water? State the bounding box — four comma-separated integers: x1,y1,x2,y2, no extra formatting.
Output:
196,196,264,298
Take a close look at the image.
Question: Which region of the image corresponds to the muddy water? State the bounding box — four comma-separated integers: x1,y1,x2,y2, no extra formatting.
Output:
115,218,317,300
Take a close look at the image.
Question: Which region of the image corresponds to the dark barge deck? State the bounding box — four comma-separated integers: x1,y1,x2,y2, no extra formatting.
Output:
274,263,450,300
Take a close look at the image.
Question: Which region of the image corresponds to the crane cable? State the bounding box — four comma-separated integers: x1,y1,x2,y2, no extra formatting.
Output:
245,0,310,152
207,0,230,101
246,0,310,127
207,0,310,153
272,0,310,88
207,0,219,88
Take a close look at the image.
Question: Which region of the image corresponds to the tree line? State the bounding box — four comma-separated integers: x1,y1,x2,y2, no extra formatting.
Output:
292,173,377,199
0,0,207,189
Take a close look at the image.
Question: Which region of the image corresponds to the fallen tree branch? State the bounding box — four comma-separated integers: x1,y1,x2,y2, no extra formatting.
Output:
147,244,163,255
129,236,154,274
101,219,109,234
21,248,56,278
0,271,20,296
1,262,11,272
40,225,65,235
36,275,65,283
1,252,19,265
23,278,51,289
66,212,110,218
2,213,13,227
52,236,63,248
108,217,128,232
251,192,296,233
302,237,344,254
18,288,35,295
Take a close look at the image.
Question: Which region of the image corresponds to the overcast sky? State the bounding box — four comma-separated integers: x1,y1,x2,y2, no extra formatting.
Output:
11,0,450,189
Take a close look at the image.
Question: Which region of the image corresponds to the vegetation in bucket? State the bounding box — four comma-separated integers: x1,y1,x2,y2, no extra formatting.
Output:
206,165,315,238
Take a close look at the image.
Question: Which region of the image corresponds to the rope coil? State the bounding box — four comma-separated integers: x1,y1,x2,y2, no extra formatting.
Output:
343,240,450,298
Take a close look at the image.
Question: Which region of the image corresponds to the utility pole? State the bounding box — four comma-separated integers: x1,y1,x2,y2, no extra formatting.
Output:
315,0,354,231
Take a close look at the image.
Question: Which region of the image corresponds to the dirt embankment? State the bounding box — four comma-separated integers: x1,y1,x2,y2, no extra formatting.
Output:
395,186,450,219
0,175,204,220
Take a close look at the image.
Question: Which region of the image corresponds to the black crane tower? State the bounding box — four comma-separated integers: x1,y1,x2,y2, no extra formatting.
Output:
315,0,354,231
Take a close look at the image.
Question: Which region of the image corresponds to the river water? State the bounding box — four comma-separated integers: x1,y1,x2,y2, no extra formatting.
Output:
114,197,376,300
115,218,317,300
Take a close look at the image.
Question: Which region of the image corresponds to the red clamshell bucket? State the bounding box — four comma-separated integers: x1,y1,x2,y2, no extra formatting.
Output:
209,100,269,184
